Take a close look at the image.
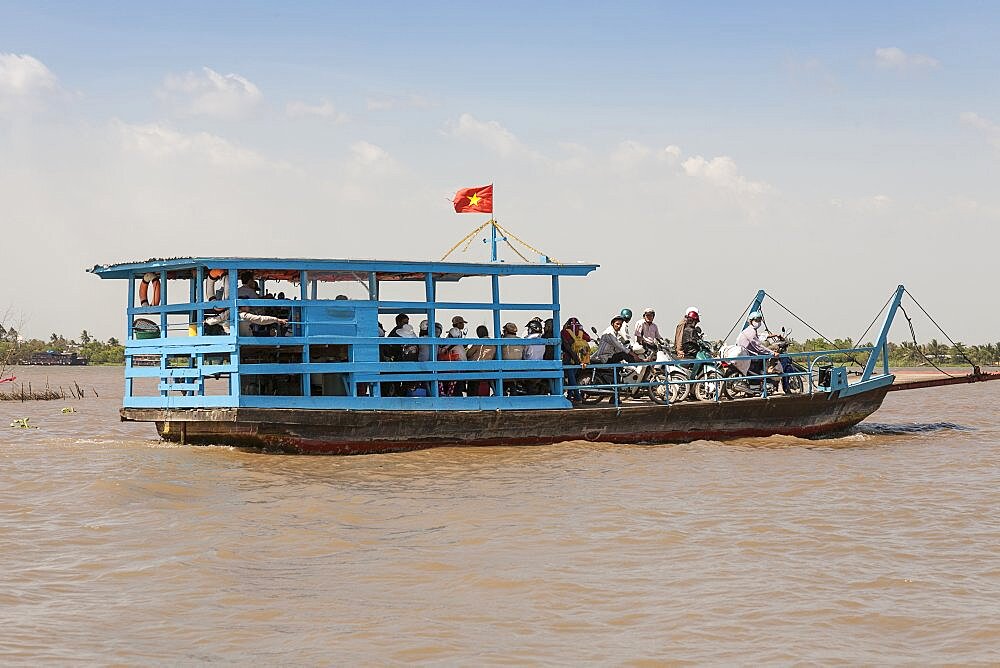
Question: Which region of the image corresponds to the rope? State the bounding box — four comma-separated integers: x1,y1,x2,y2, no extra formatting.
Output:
854,292,894,347
503,238,531,262
493,221,561,265
903,289,978,370
764,292,868,368
899,305,959,377
440,220,492,261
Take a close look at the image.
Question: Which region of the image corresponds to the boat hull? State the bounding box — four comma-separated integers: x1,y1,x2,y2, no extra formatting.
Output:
123,386,890,455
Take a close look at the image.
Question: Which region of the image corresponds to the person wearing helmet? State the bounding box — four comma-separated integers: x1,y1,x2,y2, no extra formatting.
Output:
674,306,702,359
592,315,633,365
634,307,661,358
523,318,546,361
619,308,633,324
736,310,778,381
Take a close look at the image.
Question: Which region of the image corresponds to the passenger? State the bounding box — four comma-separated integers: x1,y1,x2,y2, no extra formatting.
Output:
386,314,413,362
466,325,496,362
560,317,591,403
501,322,523,361
335,294,349,300
542,318,555,360
466,325,496,396
737,310,778,381
446,316,469,361
592,315,633,365
521,318,547,395
237,272,260,300
635,307,661,358
441,316,468,396
674,306,701,360
204,305,288,336
418,320,443,363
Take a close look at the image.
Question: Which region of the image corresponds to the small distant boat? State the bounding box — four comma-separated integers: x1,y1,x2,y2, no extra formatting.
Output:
87,257,995,455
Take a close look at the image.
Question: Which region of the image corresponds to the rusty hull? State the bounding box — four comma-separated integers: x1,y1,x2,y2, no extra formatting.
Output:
122,387,890,455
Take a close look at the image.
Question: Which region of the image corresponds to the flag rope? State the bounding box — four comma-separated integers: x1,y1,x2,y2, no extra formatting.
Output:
493,221,561,264
440,219,493,261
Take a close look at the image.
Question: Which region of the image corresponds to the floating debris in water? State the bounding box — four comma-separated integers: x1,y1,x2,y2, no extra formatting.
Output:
9,417,38,429
61,407,77,414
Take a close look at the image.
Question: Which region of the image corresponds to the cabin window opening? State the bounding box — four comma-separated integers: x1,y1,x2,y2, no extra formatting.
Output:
129,376,159,397
240,374,304,397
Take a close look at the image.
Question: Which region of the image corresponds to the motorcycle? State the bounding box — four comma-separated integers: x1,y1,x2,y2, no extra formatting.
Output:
578,329,664,404
648,336,722,404
720,327,804,399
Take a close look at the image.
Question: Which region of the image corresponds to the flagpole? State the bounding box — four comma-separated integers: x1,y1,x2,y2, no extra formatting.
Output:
490,219,497,262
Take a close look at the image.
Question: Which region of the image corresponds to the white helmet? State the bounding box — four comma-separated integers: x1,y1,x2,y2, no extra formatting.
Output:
642,307,655,316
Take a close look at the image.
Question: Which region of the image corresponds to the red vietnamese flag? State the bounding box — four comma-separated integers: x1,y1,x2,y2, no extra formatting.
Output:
453,184,493,213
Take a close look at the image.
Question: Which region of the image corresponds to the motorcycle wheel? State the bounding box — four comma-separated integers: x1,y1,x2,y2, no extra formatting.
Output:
648,370,689,404
784,375,804,394
576,373,606,405
721,368,750,400
694,371,722,402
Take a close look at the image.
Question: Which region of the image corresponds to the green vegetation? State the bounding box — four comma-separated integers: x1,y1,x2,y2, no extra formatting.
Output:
0,328,125,366
787,337,1000,368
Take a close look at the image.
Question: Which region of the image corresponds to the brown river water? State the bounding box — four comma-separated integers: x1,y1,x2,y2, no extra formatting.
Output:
1,365,998,664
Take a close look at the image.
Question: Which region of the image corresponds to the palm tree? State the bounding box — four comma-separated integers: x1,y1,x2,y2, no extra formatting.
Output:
925,339,948,361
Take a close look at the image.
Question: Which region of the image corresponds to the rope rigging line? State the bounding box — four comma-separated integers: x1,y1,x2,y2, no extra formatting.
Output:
762,291,873,368
899,305,960,378
854,291,894,347
492,221,561,265
440,220,493,261
902,289,978,370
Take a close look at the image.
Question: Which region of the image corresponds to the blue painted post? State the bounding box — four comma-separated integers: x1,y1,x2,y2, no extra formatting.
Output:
490,221,498,262
425,272,438,398
551,275,563,399
228,268,240,403
862,285,906,382
126,275,135,400
492,274,504,397
300,270,310,397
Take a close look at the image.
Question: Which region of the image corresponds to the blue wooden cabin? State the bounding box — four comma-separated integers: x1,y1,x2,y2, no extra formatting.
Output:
88,258,599,410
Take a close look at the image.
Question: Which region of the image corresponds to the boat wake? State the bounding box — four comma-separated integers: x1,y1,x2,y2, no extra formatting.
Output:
853,421,974,436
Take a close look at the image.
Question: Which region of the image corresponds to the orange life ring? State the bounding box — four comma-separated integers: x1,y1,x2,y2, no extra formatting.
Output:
139,272,161,307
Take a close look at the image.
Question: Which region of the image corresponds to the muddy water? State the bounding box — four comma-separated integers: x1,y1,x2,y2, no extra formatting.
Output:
1,366,998,663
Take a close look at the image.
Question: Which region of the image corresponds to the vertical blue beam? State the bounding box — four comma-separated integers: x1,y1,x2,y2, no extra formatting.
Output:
300,270,310,397
159,270,168,399
490,222,498,262
228,267,240,402
492,274,504,397
551,275,563,398
368,271,378,300
862,285,906,381
125,275,135,400
425,272,438,397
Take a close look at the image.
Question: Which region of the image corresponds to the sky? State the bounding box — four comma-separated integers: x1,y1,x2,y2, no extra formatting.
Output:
1,1,998,344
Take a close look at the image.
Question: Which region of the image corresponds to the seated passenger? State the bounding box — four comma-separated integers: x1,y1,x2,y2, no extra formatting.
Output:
561,317,591,403
237,272,261,300
501,322,524,361
466,325,496,397
522,318,547,394
737,310,778,380
592,315,633,365
205,306,288,336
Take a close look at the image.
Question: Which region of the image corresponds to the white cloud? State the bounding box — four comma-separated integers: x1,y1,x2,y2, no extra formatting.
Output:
447,113,535,159
960,111,1000,149
115,120,277,169
158,67,262,119
285,99,348,122
681,154,772,196
874,47,940,70
610,140,652,169
0,53,58,110
366,93,432,111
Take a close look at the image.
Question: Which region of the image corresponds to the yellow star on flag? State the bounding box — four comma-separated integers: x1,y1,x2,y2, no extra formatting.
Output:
467,193,481,206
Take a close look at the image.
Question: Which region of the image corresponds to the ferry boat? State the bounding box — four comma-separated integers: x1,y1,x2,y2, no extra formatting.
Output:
87,256,918,454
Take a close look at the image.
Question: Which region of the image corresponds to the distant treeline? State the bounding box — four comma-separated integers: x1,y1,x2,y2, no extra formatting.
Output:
788,337,1000,367
0,328,125,365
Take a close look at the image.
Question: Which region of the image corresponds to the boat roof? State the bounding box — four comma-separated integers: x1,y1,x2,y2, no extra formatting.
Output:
88,257,600,282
